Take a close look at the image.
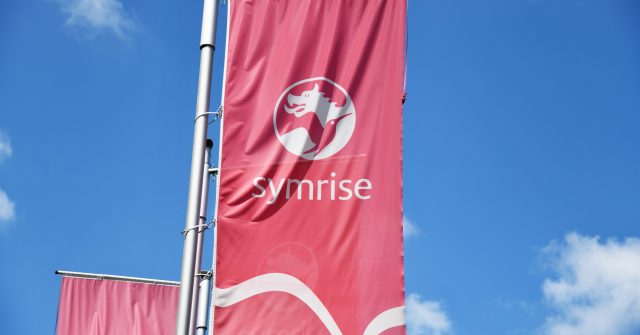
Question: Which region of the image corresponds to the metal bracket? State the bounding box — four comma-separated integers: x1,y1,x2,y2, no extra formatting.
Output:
194,112,215,124
208,106,223,125
181,224,206,236
181,219,216,237
195,270,213,280
208,167,219,175
194,106,223,124
207,218,217,229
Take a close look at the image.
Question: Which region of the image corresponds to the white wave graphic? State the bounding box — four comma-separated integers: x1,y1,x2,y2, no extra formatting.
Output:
363,306,405,335
214,273,405,335
215,273,341,334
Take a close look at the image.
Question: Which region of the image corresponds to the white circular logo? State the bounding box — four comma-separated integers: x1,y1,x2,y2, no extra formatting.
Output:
273,77,356,160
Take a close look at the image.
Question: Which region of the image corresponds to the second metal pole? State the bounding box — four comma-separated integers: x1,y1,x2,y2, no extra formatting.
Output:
189,140,213,335
175,1,219,334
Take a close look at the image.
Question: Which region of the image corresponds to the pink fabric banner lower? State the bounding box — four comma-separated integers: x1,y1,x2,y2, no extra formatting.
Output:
213,1,407,334
55,276,179,335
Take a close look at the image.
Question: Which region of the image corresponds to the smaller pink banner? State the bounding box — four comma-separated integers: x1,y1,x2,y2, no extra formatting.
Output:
56,276,179,335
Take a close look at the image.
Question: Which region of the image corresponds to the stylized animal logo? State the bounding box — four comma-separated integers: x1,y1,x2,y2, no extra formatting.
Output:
274,78,356,160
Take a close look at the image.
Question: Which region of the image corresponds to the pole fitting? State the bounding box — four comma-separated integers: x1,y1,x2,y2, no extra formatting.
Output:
195,270,213,280
211,106,223,121
181,221,214,237
199,0,218,48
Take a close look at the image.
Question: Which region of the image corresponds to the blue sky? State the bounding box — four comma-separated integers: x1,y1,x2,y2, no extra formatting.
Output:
1,1,639,334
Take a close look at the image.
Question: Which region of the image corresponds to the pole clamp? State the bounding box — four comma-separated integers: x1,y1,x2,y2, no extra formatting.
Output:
194,106,223,124
207,218,217,229
181,219,216,237
208,106,223,125
195,270,213,280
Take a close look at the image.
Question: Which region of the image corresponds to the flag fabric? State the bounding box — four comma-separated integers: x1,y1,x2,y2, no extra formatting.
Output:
213,0,407,334
55,276,179,335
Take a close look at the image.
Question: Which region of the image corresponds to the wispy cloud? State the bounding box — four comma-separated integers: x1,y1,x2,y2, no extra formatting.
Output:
0,131,15,227
404,215,420,238
56,0,136,39
540,233,640,335
0,131,12,162
406,293,452,335
0,189,16,226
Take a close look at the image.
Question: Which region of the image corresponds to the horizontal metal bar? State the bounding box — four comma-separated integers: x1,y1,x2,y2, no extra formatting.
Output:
55,270,180,287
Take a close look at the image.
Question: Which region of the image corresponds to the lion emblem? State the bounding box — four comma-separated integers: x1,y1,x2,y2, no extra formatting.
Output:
274,78,356,160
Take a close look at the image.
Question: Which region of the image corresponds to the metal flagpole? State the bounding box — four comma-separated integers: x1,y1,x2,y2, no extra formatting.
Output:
54,270,180,286
189,139,214,335
176,0,219,334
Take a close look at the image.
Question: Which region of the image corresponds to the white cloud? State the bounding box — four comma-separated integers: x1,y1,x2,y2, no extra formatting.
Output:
540,233,640,335
0,131,15,226
406,293,452,335
57,0,136,38
404,215,420,238
0,189,16,225
0,132,12,162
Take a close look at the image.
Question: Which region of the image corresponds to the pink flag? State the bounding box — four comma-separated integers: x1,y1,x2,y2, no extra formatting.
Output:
214,0,407,334
56,276,179,335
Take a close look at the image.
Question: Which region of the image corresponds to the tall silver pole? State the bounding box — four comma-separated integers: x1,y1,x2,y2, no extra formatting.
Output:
189,139,213,335
176,1,219,334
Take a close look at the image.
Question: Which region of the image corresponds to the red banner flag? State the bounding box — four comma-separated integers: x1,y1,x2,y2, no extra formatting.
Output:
56,277,179,335
213,0,406,334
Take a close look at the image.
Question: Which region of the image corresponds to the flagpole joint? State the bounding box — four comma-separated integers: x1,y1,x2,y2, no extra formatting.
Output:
181,219,216,237
195,270,213,279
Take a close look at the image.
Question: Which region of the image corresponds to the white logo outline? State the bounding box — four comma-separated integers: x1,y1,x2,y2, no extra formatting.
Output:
273,77,356,160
